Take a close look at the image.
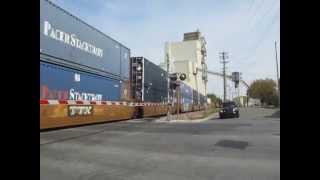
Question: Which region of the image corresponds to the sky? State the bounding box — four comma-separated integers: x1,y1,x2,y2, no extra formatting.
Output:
49,0,280,99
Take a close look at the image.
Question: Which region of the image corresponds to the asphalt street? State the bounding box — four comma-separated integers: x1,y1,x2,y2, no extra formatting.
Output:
40,107,280,180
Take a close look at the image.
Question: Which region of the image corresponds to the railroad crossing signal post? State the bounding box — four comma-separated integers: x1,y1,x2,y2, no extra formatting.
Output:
169,73,186,120
169,73,178,120
166,53,171,121
176,82,180,120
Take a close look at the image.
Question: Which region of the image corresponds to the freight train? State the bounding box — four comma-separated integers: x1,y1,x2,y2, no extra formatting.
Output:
40,0,206,130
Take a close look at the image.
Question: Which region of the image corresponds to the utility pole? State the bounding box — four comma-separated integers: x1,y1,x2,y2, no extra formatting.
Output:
238,73,242,106
220,52,229,102
275,41,280,106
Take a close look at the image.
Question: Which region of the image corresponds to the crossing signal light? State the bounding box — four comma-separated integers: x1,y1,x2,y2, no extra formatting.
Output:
179,73,186,81
169,73,185,90
169,73,178,81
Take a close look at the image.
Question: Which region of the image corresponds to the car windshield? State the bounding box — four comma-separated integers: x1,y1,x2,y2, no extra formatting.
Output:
223,102,236,107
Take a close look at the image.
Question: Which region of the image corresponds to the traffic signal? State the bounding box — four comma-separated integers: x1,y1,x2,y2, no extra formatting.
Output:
169,73,185,90
169,73,178,81
179,73,186,81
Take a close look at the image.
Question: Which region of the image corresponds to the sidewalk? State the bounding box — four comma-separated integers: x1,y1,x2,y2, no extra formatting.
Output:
155,109,219,123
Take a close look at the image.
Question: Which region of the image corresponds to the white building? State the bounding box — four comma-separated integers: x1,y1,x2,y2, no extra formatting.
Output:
248,98,261,107
233,96,248,107
161,30,208,104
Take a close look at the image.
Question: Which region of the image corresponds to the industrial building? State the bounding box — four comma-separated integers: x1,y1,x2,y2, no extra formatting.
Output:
160,30,208,105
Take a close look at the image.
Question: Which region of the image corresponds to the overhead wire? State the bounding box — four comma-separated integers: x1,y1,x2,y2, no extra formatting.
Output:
247,0,266,28
234,0,280,63
242,8,280,63
229,0,267,66
249,0,280,33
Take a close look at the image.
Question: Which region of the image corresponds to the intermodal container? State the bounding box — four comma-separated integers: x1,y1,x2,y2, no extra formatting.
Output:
120,80,131,101
130,57,168,103
199,94,206,105
192,89,199,105
179,82,192,112
143,58,167,102
120,47,130,81
40,61,121,101
180,82,193,104
40,0,130,79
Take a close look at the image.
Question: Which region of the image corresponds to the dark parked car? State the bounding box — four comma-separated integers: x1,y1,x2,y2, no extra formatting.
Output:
219,101,239,119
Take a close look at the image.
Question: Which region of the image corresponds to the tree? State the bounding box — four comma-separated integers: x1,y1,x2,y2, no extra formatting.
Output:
247,79,279,106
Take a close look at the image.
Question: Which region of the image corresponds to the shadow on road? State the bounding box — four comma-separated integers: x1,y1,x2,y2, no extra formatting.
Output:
265,110,280,118
261,106,278,109
209,116,240,121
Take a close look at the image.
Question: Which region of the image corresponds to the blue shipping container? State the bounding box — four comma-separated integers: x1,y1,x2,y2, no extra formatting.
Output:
180,82,193,104
40,61,121,101
120,47,130,81
40,0,130,79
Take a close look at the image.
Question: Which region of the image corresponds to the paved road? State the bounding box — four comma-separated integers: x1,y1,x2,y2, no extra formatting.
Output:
40,107,280,180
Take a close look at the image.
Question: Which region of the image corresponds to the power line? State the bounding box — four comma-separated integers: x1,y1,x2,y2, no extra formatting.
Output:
248,10,280,59
235,8,280,63
234,0,279,62
249,0,280,32
248,0,266,27
247,0,256,13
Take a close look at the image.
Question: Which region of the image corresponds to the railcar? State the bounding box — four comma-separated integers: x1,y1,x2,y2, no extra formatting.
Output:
40,0,206,130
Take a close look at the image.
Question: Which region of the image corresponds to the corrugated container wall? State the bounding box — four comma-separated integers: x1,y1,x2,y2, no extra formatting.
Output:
142,58,168,103
40,62,121,101
130,57,168,103
40,0,130,80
